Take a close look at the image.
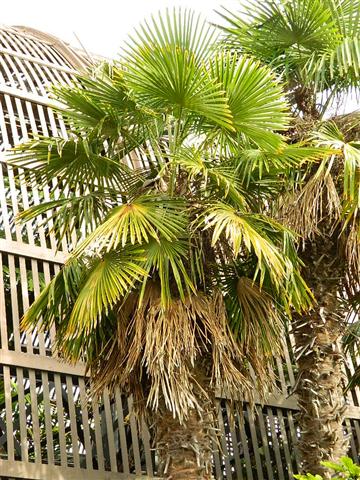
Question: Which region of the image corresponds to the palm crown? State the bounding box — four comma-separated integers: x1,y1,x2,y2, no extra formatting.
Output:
220,0,360,117
11,9,316,420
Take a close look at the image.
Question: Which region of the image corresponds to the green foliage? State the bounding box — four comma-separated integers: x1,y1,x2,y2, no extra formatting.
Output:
294,456,360,479
11,7,315,419
219,0,360,108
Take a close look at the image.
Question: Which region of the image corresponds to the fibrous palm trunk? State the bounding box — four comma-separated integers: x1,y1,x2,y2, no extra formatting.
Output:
294,232,349,477
156,408,213,480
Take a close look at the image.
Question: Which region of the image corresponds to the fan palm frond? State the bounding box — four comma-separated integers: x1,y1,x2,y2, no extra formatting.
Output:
74,195,187,256
123,8,234,130
203,202,294,286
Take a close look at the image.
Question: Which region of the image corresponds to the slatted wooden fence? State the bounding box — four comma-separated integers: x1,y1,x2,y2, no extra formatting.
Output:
0,24,360,480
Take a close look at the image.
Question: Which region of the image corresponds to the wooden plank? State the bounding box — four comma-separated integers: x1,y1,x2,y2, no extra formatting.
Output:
210,402,222,480
16,367,28,462
128,396,142,475
225,402,243,480
0,150,12,241
0,348,85,376
0,238,67,263
114,389,130,475
141,418,154,477
18,255,33,353
41,371,55,465
0,46,78,74
236,404,253,480
257,406,274,480
246,404,264,480
216,401,232,479
28,369,42,462
54,373,68,466
267,407,285,480
103,389,118,472
65,376,80,468
3,365,14,461
8,255,21,352
92,395,105,471
0,459,157,480
78,377,93,470
345,418,357,458
0,254,9,349
29,260,46,355
0,84,63,108
277,409,294,479
287,410,301,469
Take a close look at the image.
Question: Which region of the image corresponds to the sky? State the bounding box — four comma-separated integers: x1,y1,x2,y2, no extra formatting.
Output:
1,0,240,58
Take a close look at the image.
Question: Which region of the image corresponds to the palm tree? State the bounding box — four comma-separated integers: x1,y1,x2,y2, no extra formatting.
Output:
11,10,316,479
219,0,360,476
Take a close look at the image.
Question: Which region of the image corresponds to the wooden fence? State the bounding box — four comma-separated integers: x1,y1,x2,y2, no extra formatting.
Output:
0,24,359,480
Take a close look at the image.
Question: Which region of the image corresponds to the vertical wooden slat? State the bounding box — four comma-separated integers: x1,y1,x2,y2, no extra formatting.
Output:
114,389,130,475
3,365,14,461
0,254,9,349
103,389,117,472
0,160,12,240
267,408,285,480
92,395,105,471
41,371,55,465
54,373,67,466
277,409,294,479
128,396,142,475
225,402,243,480
28,369,41,462
9,258,21,352
210,402,223,480
346,418,357,458
216,401,232,479
257,406,274,480
287,410,301,468
236,404,253,480
78,377,93,470
246,404,264,480
141,419,154,476
65,376,80,468
16,367,28,462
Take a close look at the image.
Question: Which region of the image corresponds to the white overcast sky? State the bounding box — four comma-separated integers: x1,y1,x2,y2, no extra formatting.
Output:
1,0,240,58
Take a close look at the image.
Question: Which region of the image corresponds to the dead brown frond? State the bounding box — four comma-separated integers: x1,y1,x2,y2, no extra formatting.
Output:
279,162,341,242
235,277,283,394
345,218,360,290
90,284,254,422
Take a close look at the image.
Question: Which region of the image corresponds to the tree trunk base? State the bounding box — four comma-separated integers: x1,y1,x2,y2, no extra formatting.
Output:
156,408,213,480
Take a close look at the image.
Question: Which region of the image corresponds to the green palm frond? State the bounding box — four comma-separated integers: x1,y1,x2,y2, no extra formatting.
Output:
218,0,337,59
314,121,360,216
52,66,158,147
74,195,187,256
208,51,288,148
237,144,330,186
219,0,360,103
203,202,293,286
220,272,284,359
123,8,234,130
174,146,248,205
22,256,85,332
17,190,117,242
10,136,141,192
141,237,195,305
66,249,147,340
14,7,317,421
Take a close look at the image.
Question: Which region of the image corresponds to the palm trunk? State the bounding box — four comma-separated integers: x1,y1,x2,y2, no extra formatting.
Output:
294,233,349,477
155,408,213,480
